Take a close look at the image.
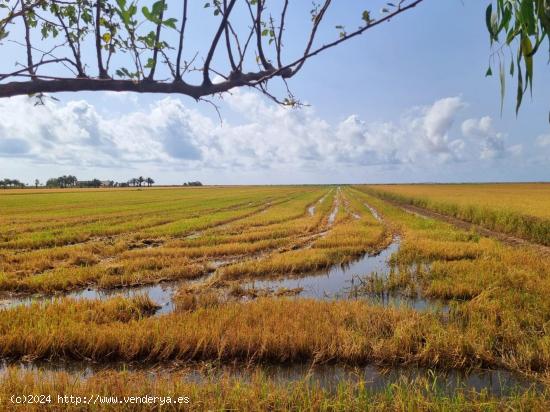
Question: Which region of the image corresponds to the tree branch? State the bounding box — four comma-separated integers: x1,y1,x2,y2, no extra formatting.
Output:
203,0,237,85
276,0,289,69
0,0,425,103
21,1,36,80
252,0,425,83
147,0,166,81
0,70,278,99
292,0,332,76
95,0,108,78
252,0,273,70
223,0,237,72
53,1,86,77
175,0,188,81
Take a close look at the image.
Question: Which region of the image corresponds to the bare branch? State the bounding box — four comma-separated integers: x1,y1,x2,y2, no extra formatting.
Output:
252,0,273,70
276,0,289,69
0,58,75,81
0,69,277,99
223,0,237,72
52,1,86,77
21,1,36,80
175,0,188,81
237,21,256,71
250,0,425,84
203,0,237,85
292,0,332,76
95,0,108,78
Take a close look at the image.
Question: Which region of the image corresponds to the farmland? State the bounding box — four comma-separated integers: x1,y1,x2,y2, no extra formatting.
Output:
362,183,550,246
0,185,549,410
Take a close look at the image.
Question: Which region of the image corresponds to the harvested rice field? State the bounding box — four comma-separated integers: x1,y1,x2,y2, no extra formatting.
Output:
1,185,549,410
362,183,550,246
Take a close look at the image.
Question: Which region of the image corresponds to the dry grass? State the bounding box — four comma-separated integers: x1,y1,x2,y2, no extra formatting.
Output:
0,367,548,411
363,183,550,245
1,295,550,375
0,186,333,293
2,184,550,406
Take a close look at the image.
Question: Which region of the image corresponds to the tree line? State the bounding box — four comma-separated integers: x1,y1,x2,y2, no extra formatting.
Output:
1,176,204,189
0,175,156,189
0,179,25,188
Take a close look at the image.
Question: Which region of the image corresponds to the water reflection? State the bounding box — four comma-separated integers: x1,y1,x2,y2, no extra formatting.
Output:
0,360,542,397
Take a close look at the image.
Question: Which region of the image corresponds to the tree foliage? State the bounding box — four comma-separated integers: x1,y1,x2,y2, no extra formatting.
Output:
485,0,549,116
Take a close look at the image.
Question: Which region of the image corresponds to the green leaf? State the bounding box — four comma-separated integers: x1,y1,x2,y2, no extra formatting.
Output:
486,4,495,42
362,10,371,24
163,18,177,29
520,0,536,35
521,34,534,94
515,59,523,115
145,58,155,69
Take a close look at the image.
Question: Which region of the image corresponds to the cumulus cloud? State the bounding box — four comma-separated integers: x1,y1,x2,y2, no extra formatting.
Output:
422,96,465,155
461,116,521,160
0,92,513,172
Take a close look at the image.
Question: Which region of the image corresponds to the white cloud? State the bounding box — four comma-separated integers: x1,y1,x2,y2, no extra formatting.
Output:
536,134,550,147
461,116,521,160
0,93,515,174
423,96,465,155
461,116,492,137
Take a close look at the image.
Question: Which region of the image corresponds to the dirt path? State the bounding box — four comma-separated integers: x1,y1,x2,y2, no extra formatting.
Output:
384,199,550,256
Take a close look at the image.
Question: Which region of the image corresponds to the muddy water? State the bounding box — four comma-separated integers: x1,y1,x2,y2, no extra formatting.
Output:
0,202,426,313
249,239,400,300
327,205,339,225
0,282,181,314
364,202,382,221
0,360,542,397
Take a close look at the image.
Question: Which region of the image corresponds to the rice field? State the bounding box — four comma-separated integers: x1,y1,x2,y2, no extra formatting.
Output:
0,184,549,410
362,183,550,245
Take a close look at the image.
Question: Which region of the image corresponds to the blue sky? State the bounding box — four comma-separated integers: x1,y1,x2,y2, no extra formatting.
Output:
0,0,548,184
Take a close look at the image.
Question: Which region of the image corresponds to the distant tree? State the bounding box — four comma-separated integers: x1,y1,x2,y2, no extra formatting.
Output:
0,178,24,188
34,179,40,188
46,178,58,188
128,178,137,187
45,175,78,188
68,175,78,187
137,176,145,187
184,181,203,187
145,177,155,187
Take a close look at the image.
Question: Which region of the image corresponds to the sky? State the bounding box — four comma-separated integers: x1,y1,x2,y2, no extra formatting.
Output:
0,0,549,185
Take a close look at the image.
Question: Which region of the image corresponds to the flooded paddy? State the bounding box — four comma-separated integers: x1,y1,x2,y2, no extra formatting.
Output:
0,360,542,398
1,186,549,408
249,238,401,300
